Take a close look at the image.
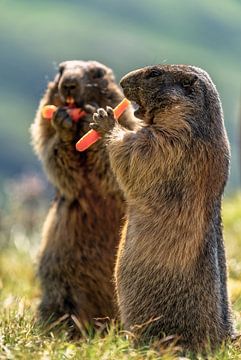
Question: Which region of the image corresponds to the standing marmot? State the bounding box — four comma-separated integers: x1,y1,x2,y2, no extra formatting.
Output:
90,64,233,352
31,60,136,330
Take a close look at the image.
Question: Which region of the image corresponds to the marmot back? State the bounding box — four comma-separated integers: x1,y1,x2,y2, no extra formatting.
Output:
31,60,136,332
90,64,233,353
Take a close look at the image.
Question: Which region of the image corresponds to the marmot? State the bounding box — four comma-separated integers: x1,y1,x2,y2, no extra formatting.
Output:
31,60,136,330
90,64,234,352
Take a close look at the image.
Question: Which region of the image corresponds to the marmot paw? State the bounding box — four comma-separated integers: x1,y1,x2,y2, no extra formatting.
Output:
51,107,77,141
90,107,116,136
83,103,98,114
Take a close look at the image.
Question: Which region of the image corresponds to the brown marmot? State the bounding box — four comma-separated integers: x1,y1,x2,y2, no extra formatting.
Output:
90,64,234,352
31,60,136,331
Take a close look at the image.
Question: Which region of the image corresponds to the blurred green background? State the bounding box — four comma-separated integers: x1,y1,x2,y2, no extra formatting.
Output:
0,0,241,194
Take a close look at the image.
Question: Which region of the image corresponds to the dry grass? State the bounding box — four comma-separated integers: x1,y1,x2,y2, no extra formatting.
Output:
1,195,241,359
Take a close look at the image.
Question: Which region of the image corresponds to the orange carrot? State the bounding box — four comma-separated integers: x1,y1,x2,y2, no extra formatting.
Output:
69,108,87,122
75,130,102,152
113,98,130,119
41,105,57,120
41,105,86,122
76,98,130,152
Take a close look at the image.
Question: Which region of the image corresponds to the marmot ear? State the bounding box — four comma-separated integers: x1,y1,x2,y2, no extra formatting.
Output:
182,74,198,88
92,68,106,79
58,63,65,76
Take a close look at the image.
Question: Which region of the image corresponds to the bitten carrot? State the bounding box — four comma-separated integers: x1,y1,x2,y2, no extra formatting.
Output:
76,130,102,152
113,98,130,119
41,105,57,120
76,98,130,152
68,108,87,122
41,105,86,122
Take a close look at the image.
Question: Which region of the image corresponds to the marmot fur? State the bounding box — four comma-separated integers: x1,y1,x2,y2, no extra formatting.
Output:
31,60,136,331
90,64,233,352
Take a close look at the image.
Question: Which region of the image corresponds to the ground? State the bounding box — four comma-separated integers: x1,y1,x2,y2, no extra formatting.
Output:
1,195,241,359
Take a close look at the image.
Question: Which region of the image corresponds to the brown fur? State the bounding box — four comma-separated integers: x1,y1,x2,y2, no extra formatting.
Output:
31,60,137,331
90,64,234,352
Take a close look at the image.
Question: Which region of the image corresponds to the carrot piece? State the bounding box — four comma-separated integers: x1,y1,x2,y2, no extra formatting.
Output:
41,105,57,120
76,98,130,152
75,130,102,152
68,108,87,122
113,98,130,120
66,96,75,105
42,105,86,122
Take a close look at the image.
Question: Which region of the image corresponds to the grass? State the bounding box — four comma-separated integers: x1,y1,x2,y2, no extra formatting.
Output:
1,195,241,358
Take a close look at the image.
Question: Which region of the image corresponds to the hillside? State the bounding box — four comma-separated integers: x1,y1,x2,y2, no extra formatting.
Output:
0,0,241,189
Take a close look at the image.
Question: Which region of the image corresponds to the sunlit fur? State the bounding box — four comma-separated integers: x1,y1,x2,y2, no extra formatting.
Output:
95,64,233,352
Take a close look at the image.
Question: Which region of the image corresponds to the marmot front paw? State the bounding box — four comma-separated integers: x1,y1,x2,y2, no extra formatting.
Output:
83,103,98,115
90,107,116,136
51,107,77,141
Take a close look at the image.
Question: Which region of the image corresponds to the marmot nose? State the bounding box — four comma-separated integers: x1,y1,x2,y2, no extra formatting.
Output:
61,78,79,93
120,76,128,89
120,73,135,90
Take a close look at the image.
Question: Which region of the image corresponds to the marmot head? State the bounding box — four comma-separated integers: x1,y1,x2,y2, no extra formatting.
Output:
48,60,120,108
120,64,224,141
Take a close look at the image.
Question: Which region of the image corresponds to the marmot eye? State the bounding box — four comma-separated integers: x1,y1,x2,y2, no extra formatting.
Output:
182,75,198,87
182,79,191,87
147,69,162,79
92,68,106,79
58,65,64,76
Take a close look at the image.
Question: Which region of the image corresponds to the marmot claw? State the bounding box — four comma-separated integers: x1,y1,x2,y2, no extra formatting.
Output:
90,107,116,135
51,107,77,141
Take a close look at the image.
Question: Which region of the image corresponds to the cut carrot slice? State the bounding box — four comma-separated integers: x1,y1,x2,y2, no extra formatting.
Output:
42,105,57,120
66,96,74,105
69,108,87,122
42,105,86,122
113,98,130,120
76,130,102,152
76,98,130,152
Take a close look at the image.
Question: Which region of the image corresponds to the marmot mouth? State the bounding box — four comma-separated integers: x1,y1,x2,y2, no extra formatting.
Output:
121,87,145,119
131,101,142,118
131,101,140,111
128,99,145,119
61,95,84,109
